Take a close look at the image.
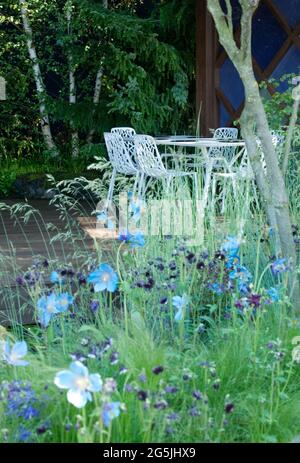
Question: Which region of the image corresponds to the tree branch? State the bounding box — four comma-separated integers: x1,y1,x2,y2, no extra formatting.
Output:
207,0,240,66
239,0,258,63
224,0,233,36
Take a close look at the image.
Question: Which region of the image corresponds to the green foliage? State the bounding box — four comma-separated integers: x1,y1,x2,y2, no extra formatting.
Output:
0,170,16,198
0,0,195,167
260,74,300,130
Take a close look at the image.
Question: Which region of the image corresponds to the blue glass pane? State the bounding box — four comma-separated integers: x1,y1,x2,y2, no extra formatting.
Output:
252,3,287,70
272,0,300,28
219,103,230,127
271,45,300,92
220,59,244,110
219,0,241,30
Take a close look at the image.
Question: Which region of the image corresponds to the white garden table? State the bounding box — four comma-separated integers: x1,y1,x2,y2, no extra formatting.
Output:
154,136,246,210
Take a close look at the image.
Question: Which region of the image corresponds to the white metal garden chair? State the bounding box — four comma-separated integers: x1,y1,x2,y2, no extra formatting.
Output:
210,146,257,214
209,127,239,166
111,127,137,164
111,127,136,138
209,127,258,214
211,129,284,214
204,127,240,213
104,132,141,208
134,134,199,199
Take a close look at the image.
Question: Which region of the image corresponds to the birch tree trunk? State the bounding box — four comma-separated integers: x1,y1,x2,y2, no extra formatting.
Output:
19,0,58,155
207,0,300,309
66,2,79,157
69,62,79,157
86,67,103,144
86,0,108,144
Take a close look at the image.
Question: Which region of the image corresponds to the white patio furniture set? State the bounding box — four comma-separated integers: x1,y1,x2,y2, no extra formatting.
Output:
103,126,283,215
104,128,200,209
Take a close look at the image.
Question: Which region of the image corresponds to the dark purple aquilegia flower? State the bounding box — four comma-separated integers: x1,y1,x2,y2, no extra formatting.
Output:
137,390,148,401
247,293,262,308
225,402,234,414
152,365,164,375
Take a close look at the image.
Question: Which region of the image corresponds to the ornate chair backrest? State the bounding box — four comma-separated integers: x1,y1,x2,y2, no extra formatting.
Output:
111,127,136,138
111,127,137,163
104,132,138,175
134,135,167,176
209,127,239,161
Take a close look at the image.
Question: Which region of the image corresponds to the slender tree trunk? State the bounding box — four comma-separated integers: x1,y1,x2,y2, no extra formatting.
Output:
240,105,281,254
19,0,58,155
86,0,107,144
207,0,300,310
69,62,79,157
282,84,300,176
240,108,276,227
86,67,103,144
66,2,79,157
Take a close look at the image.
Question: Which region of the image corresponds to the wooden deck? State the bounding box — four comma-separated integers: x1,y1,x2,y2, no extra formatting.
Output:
0,199,113,325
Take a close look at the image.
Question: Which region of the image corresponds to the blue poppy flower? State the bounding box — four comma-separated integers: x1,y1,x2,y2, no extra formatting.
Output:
222,236,240,257
56,293,74,312
225,255,240,268
209,282,225,295
118,230,145,248
87,264,118,293
230,265,252,283
54,361,102,408
172,294,189,309
238,281,251,295
118,231,132,243
129,231,145,248
37,293,70,327
50,271,65,285
267,287,280,302
2,340,29,366
172,294,189,322
102,402,122,427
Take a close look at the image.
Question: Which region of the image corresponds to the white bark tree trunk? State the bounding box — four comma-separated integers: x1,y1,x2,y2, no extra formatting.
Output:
19,0,58,155
86,67,103,144
69,63,79,157
86,0,107,144
66,2,79,157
